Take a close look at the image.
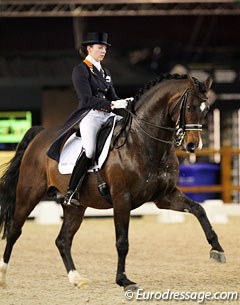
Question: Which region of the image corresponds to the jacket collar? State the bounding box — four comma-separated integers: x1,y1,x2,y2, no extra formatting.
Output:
85,55,102,71
83,59,108,86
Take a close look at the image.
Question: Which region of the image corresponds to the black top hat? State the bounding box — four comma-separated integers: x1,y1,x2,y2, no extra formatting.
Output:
81,32,111,47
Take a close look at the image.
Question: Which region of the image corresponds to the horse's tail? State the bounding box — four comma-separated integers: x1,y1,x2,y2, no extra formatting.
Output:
0,126,44,239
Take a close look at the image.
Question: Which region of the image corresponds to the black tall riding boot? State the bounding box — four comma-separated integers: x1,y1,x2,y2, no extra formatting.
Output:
63,150,92,206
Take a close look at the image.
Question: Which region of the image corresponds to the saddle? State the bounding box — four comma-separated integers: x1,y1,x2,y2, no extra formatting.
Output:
95,116,115,161
58,115,119,175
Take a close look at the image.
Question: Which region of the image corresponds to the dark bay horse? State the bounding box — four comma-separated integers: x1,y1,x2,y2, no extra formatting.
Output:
0,74,225,290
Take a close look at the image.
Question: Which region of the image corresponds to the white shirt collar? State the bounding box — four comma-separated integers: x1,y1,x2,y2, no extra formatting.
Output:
86,55,102,71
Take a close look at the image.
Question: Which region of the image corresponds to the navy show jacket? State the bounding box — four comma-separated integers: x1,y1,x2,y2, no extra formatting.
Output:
47,59,120,161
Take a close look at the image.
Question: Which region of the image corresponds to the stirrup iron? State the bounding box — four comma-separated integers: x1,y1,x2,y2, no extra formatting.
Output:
63,191,81,207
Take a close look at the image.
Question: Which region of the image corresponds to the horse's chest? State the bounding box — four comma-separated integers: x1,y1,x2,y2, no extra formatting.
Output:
129,167,177,201
145,169,175,188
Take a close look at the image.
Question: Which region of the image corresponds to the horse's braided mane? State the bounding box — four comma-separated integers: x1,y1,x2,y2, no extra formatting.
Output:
112,73,207,149
132,73,207,109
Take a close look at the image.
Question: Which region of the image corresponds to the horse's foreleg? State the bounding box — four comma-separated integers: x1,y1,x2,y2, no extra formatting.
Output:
55,205,90,288
154,189,226,263
114,204,138,291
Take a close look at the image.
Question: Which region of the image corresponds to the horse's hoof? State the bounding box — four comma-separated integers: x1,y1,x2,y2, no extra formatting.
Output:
68,270,91,289
210,250,226,263
75,277,91,289
124,283,139,292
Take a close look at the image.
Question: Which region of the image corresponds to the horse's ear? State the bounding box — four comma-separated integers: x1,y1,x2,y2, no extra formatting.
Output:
205,76,212,92
187,73,196,89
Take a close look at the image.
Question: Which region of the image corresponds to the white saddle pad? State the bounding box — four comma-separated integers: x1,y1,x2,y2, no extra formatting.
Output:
58,116,117,174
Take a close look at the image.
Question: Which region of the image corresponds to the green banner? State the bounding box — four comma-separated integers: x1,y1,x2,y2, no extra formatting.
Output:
0,111,32,143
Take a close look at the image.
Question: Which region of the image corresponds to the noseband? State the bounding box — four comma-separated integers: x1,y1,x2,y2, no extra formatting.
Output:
125,87,203,146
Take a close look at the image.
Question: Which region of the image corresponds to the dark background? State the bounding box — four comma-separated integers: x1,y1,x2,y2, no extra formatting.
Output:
0,14,240,126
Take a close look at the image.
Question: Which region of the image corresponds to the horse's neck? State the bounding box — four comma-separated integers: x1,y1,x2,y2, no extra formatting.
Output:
134,84,175,137
135,82,175,118
128,81,182,160
123,79,190,168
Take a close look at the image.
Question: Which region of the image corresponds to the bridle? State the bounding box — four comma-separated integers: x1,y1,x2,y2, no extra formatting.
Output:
124,88,204,146
174,88,203,146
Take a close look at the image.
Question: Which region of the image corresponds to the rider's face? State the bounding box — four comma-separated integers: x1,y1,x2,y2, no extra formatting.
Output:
87,44,107,62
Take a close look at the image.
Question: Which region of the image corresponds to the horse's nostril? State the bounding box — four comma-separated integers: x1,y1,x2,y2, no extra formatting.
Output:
186,142,196,153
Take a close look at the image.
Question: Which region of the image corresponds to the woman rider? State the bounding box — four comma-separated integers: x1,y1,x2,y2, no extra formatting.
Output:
48,32,132,206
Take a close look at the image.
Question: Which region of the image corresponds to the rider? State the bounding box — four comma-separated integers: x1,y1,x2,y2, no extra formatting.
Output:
62,32,132,206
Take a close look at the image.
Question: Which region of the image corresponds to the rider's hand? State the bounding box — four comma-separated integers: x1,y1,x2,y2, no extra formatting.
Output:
111,99,128,110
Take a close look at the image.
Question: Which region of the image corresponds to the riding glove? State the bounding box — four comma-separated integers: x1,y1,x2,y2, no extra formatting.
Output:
111,97,134,110
111,99,128,110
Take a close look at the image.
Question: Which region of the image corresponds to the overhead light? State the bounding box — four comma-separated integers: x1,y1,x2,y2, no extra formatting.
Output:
191,70,209,81
214,70,237,83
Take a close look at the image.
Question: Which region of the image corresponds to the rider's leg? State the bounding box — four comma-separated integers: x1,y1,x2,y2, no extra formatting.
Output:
63,111,116,206
63,111,102,206
63,150,92,206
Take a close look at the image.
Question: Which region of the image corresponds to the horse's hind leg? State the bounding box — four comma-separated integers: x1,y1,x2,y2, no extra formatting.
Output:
0,223,23,287
154,188,226,263
55,205,90,288
0,192,42,287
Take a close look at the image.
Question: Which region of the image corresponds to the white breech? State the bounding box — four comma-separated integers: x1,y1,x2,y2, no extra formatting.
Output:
80,110,116,159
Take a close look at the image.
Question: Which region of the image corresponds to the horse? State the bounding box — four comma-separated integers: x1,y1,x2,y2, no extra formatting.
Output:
0,73,226,290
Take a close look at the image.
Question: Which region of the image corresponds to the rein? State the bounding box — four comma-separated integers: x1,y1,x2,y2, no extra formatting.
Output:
123,88,203,146
124,109,175,144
